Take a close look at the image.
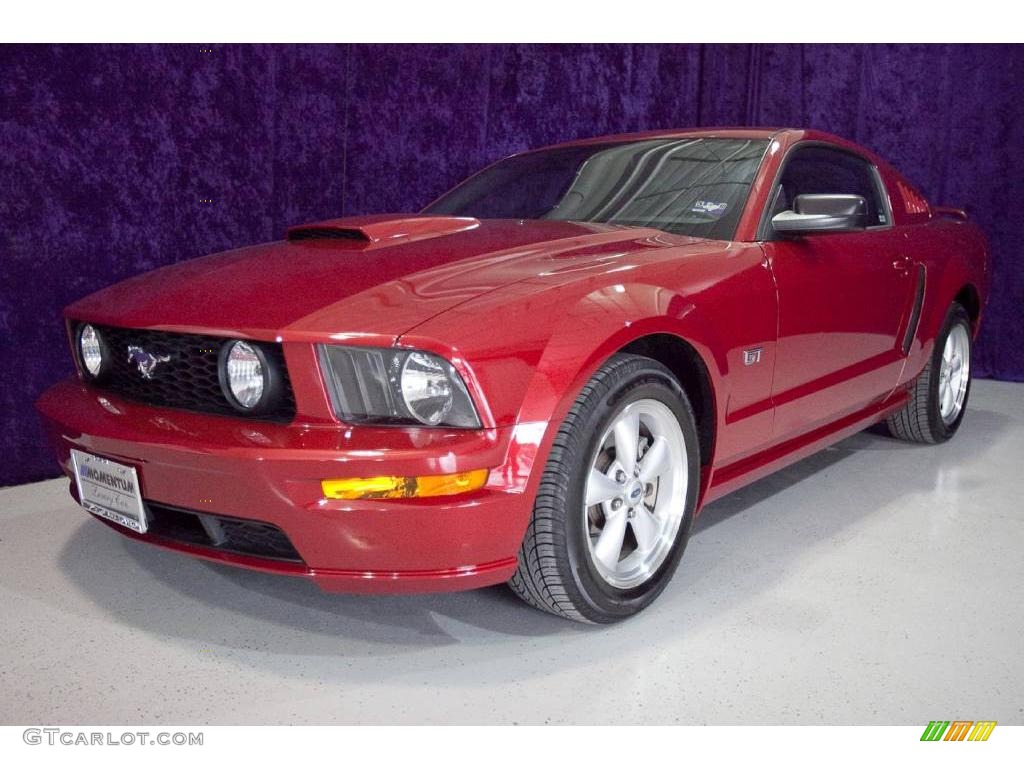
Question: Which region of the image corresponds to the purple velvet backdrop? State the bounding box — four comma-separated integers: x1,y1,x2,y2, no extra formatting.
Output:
2,44,1022,487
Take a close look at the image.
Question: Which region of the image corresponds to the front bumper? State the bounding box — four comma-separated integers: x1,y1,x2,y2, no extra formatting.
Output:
37,379,544,593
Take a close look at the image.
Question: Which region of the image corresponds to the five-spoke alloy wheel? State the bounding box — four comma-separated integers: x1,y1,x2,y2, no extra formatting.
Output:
583,398,688,590
938,322,971,426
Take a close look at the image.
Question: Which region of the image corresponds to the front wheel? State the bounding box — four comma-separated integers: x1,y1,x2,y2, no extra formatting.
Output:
509,353,700,623
886,302,973,443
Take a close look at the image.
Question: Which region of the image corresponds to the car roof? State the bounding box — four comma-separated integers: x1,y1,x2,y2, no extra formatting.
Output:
522,127,891,173
531,127,870,154
542,127,790,148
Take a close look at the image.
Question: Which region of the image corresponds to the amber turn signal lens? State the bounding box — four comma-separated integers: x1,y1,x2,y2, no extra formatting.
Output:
321,469,489,500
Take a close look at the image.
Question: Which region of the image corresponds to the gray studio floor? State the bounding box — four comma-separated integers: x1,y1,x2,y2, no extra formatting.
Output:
1,380,1022,725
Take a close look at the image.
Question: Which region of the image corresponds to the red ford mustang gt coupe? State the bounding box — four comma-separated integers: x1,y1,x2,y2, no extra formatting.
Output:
37,128,988,622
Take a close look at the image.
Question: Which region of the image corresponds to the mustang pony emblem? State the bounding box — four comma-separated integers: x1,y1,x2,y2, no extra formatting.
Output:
126,345,171,379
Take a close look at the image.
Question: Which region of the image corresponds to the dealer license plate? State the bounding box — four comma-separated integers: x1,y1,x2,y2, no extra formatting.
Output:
70,449,148,533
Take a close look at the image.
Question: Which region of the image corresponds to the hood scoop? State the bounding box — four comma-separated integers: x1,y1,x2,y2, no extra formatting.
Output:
288,227,370,242
287,215,480,246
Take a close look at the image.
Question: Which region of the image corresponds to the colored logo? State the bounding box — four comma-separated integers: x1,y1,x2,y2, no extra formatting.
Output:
920,721,996,741
127,345,171,379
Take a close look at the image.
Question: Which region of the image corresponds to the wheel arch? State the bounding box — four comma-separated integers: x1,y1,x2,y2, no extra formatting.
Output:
619,333,716,468
954,282,981,332
918,218,988,346
918,256,984,357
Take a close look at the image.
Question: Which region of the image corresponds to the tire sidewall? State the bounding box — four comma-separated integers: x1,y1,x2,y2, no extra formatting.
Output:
561,360,700,622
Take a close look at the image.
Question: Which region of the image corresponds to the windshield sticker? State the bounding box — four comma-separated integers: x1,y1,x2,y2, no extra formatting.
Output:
691,200,729,217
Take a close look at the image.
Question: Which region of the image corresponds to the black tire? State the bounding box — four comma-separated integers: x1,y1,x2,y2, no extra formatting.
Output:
508,353,700,623
886,302,973,444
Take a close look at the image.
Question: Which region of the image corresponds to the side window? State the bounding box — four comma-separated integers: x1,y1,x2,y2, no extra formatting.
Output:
771,146,888,229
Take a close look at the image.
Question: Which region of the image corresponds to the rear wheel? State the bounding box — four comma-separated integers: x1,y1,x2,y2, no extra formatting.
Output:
509,353,700,623
886,302,972,443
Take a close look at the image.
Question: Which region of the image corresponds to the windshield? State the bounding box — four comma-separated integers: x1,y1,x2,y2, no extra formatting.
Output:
424,137,769,240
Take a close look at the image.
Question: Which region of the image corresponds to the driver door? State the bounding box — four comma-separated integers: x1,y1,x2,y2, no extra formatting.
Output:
761,145,914,441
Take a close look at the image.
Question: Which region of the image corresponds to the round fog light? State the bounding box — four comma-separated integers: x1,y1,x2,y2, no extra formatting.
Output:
79,324,104,377
224,340,266,410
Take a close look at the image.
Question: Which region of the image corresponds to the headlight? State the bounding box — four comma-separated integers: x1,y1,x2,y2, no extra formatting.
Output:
318,345,481,428
78,324,105,378
400,352,459,425
220,340,272,411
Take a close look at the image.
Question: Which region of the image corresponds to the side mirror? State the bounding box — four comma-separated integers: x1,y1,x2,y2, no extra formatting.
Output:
772,194,869,236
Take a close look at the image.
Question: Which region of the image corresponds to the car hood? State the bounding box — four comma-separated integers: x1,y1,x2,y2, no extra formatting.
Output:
66,214,699,342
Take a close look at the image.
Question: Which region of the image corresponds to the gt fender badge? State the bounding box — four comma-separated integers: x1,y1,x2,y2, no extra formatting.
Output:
743,347,763,366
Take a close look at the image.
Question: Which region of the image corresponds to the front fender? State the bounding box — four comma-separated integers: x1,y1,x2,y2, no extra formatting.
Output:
515,282,726,429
